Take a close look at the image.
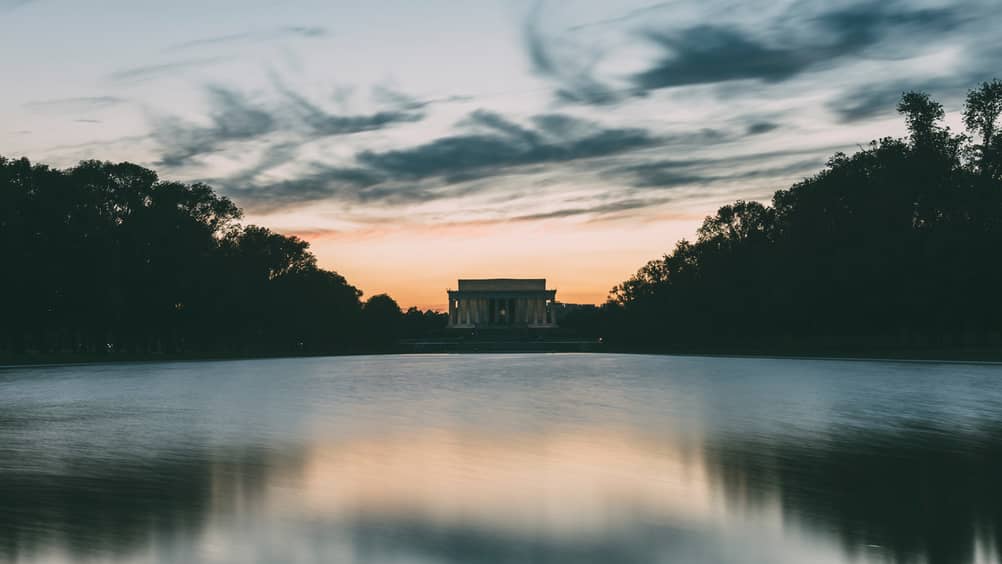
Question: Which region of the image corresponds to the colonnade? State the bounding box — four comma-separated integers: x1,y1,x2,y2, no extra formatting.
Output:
448,295,554,327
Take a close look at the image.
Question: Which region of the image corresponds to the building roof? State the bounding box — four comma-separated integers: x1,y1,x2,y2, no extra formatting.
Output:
457,278,547,291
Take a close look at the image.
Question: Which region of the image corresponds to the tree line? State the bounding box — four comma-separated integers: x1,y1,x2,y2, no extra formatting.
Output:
569,80,1002,352
0,158,445,357
6,79,1001,358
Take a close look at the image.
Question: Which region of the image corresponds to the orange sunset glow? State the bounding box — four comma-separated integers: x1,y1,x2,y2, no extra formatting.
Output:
266,212,704,310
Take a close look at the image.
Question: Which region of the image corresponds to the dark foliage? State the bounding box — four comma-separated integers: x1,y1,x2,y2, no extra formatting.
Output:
0,157,390,355
597,80,1002,350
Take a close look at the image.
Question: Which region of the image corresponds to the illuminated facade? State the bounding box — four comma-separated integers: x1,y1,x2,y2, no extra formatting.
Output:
447,279,557,328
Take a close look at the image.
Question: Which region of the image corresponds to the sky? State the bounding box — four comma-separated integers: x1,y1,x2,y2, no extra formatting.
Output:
3,0,1001,309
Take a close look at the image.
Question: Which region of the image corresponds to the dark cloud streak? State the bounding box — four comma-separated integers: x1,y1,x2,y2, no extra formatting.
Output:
110,57,233,82
524,2,621,105
154,87,277,167
169,26,328,50
633,3,961,92
220,111,732,212
353,110,660,182
24,96,125,112
153,83,426,167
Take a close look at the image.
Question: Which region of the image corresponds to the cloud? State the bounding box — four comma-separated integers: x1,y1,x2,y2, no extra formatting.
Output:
828,84,914,123
152,83,425,167
511,197,674,221
632,2,962,92
169,26,328,50
746,121,779,135
109,56,233,82
217,110,731,213
276,84,423,136
524,1,968,105
603,146,840,190
154,86,278,167
371,86,428,111
523,2,621,105
352,110,660,182
23,96,125,112
222,164,384,210
827,73,997,123
567,2,674,32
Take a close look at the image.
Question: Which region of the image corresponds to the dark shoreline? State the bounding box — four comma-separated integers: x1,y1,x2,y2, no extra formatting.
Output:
5,343,1002,368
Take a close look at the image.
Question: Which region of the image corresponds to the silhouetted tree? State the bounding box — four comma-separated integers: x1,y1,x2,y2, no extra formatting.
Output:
360,294,404,347
964,79,1002,179
402,307,449,338
603,80,1002,352
0,157,410,357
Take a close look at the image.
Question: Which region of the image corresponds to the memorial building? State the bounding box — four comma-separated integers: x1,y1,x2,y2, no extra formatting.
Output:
447,279,557,329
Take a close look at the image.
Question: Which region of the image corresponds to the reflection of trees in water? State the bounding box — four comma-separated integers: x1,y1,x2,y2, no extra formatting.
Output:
0,447,276,562
706,424,1002,564
5,425,1001,564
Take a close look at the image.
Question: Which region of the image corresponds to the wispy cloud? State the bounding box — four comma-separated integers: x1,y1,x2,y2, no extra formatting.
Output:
23,96,125,112
273,82,423,137
169,26,328,51
511,197,674,221
826,72,997,123
632,2,960,92
526,0,971,106
154,87,277,167
152,83,426,168
351,110,661,182
567,2,674,32
216,109,732,212
746,121,780,135
109,56,233,82
523,1,620,105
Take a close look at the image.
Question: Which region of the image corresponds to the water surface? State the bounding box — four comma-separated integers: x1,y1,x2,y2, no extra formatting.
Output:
2,354,1001,563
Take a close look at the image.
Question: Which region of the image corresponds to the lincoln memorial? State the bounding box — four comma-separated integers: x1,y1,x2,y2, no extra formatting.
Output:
447,279,557,329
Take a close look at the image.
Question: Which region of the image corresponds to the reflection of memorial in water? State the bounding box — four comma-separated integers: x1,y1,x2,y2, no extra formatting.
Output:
288,430,715,531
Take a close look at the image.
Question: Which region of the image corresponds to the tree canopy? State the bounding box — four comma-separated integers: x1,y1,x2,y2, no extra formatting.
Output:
598,80,1002,351
0,157,444,356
